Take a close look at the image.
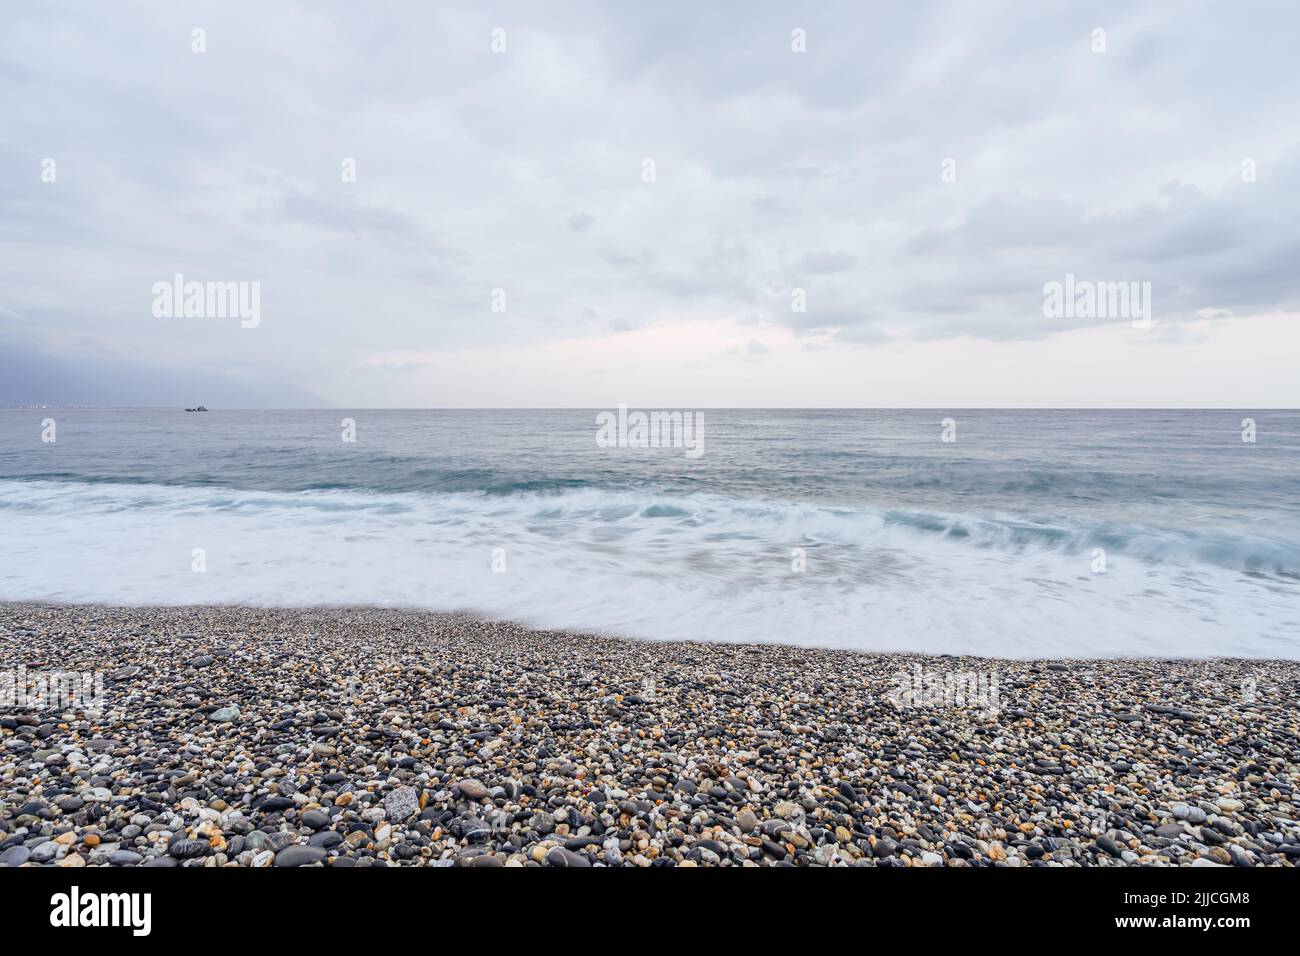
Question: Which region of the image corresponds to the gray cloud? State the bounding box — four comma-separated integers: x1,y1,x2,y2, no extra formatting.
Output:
0,0,1297,404
0,333,327,407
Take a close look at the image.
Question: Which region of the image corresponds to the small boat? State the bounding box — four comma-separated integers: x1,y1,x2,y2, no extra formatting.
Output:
185,406,209,412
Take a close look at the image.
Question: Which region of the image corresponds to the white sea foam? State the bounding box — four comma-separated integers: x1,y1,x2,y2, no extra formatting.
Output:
1,479,1297,659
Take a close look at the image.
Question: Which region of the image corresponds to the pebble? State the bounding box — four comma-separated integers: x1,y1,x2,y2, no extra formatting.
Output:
1,603,1295,869
302,809,330,830
545,846,592,868
383,786,420,822
1173,804,1208,824
0,845,32,866
31,842,62,863
274,845,327,867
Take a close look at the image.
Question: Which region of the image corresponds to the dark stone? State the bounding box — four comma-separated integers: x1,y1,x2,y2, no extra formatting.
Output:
1096,835,1124,858
168,839,209,859
309,830,343,849
544,846,591,867
275,845,327,867
302,809,330,830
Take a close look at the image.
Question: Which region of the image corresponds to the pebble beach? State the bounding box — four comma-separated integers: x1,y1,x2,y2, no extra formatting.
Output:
1,602,1298,868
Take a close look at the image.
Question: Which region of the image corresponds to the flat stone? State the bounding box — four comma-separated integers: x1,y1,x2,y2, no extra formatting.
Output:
457,779,489,801
31,842,62,863
545,846,591,868
0,845,32,866
275,845,327,867
168,839,209,859
302,809,330,830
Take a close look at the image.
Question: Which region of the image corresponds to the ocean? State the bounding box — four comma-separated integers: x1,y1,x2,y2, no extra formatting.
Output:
1,408,1297,659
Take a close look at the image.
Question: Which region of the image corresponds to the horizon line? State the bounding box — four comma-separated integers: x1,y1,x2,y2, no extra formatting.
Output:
2,406,1296,412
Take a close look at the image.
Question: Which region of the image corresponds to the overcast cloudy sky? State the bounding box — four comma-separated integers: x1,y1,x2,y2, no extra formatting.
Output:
2,1,1298,406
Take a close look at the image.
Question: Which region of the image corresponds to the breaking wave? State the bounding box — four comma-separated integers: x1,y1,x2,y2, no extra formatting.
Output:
2,479,1297,659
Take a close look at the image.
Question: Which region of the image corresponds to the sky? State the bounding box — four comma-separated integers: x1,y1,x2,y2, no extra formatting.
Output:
2,0,1298,407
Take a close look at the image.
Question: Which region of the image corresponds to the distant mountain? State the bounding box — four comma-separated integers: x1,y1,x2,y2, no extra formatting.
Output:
0,336,330,408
